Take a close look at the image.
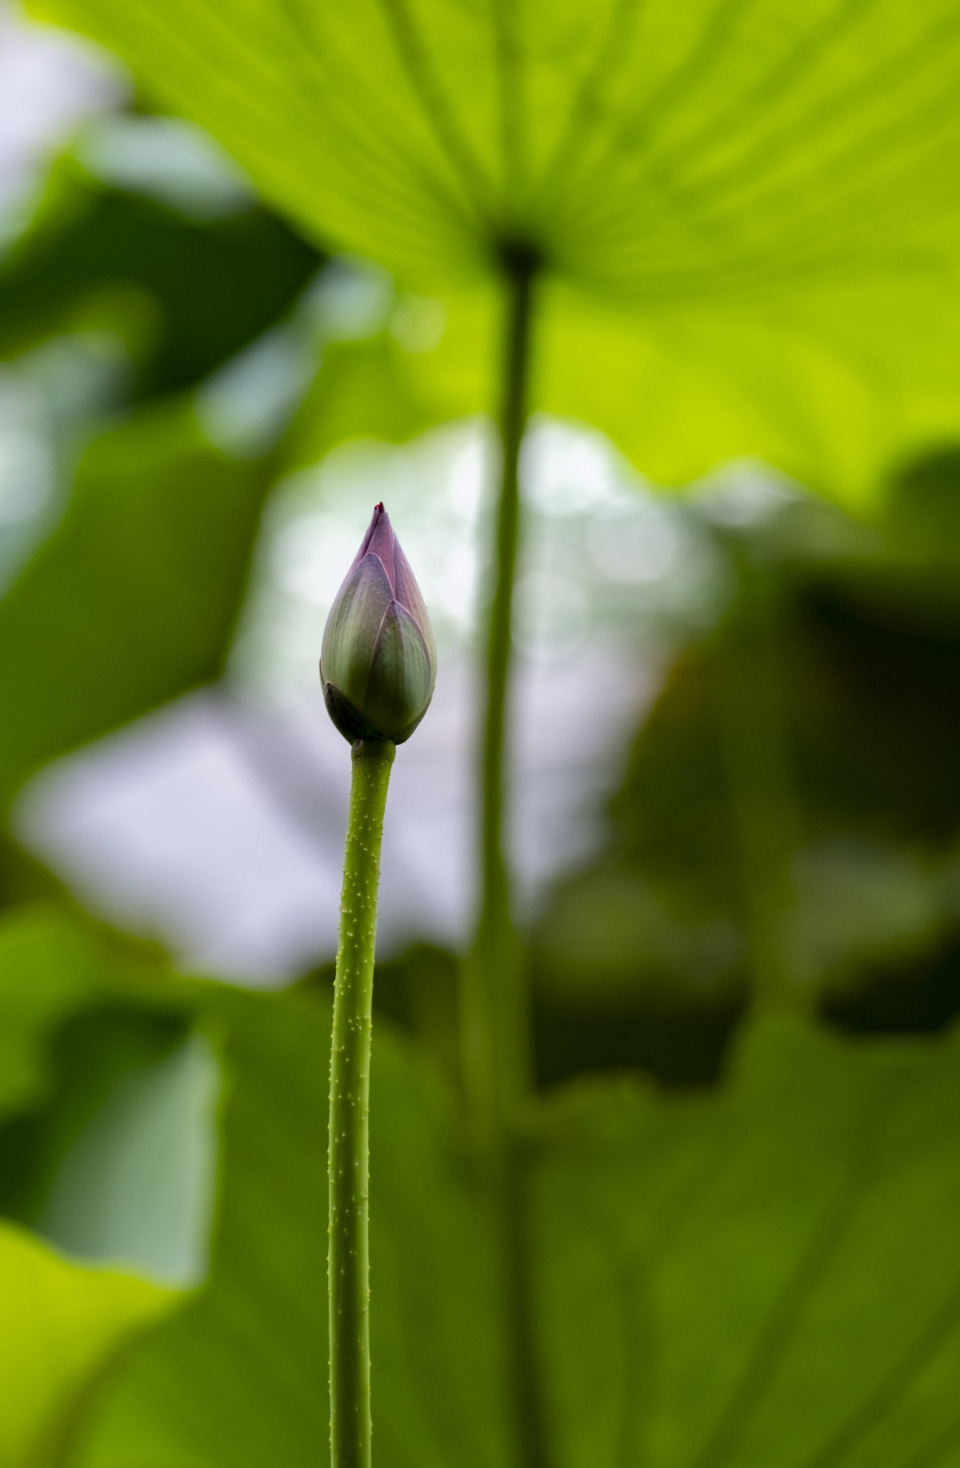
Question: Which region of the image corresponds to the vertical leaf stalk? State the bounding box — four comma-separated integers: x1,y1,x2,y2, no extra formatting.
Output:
712,541,804,1012
461,253,549,1468
462,254,537,1139
329,736,396,1468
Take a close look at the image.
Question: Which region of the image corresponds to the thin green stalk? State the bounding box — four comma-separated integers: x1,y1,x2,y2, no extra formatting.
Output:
461,252,549,1468
329,736,396,1468
461,252,537,1139
712,541,804,1013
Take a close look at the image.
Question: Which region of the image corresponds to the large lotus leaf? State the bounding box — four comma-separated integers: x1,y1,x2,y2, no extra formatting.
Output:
538,272,960,503
24,0,960,290
2,910,948,1468
25,0,960,498
0,400,269,809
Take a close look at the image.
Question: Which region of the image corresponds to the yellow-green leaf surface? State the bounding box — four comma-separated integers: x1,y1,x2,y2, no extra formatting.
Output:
26,0,960,499
0,1222,174,1468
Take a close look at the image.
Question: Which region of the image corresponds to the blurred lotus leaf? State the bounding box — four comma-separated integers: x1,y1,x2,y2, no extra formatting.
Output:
0,151,320,396
3,910,960,1467
533,488,960,1036
0,911,190,1468
25,0,960,499
0,400,272,811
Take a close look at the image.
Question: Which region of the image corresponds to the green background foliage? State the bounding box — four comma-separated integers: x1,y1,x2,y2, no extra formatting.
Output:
5,909,960,1467
2,1,960,1464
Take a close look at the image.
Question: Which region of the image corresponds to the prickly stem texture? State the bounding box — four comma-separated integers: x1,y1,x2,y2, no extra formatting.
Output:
328,737,395,1468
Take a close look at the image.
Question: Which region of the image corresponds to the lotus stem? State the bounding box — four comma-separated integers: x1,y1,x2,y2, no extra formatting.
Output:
461,249,549,1468
328,736,395,1468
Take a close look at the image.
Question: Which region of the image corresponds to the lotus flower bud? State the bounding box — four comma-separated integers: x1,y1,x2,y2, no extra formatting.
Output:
320,503,436,745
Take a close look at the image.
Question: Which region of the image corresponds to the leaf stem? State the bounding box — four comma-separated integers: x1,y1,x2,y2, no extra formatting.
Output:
329,736,396,1468
462,251,537,1139
461,250,549,1468
712,538,804,1013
